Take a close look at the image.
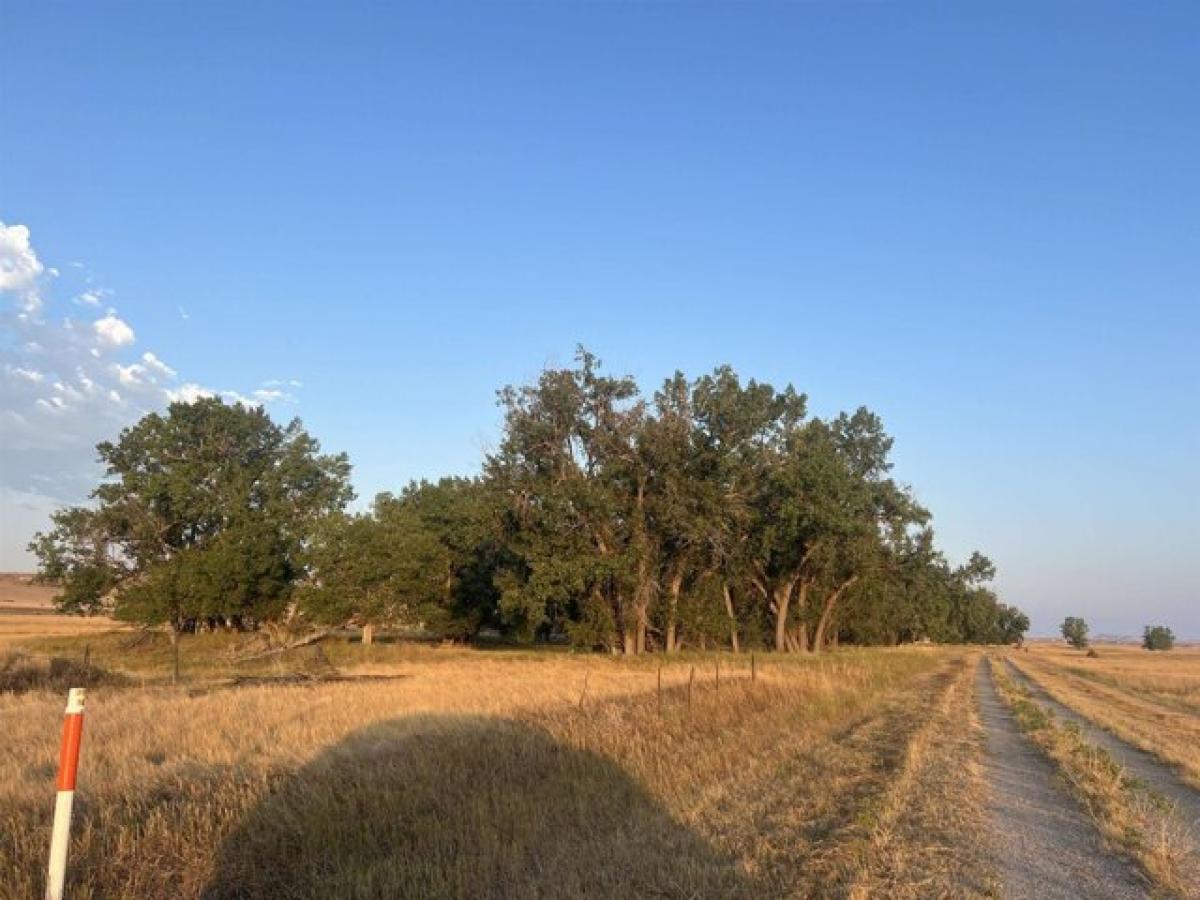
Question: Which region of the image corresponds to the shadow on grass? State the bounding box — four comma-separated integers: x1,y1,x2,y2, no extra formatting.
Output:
201,714,757,899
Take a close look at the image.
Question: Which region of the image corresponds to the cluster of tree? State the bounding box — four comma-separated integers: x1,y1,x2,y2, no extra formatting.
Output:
31,350,1029,652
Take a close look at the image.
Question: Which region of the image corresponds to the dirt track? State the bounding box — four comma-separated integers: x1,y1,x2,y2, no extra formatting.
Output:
975,659,1147,899
1005,658,1200,835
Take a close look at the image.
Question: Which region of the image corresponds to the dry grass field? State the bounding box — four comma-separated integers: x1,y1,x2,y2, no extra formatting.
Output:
0,630,991,900
8,615,1198,899
1010,642,1200,788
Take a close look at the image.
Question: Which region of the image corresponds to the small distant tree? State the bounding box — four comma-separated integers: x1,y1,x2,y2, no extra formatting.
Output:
1061,616,1089,649
1142,625,1175,651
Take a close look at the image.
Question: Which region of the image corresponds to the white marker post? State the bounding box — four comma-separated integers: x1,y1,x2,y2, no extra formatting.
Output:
45,687,85,900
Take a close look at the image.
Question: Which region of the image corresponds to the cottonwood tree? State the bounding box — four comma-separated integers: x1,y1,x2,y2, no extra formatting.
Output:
28,354,1028,655
1061,616,1090,649
1142,625,1174,651
487,348,651,652
483,352,1028,653
29,398,352,637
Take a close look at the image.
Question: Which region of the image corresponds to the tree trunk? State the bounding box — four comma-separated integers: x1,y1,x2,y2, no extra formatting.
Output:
362,624,375,646
623,628,637,655
169,622,181,685
791,621,810,653
795,579,811,652
666,571,683,653
722,582,739,653
812,576,859,654
773,578,797,652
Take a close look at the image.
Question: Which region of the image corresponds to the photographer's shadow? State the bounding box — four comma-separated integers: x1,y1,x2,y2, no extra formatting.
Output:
202,714,758,899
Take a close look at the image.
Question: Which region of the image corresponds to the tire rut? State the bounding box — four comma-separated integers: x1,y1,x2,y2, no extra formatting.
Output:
975,658,1148,899
1005,657,1200,837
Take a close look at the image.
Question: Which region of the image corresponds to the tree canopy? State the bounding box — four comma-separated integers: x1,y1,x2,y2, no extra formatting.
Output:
31,350,1028,651
1142,625,1175,651
29,398,352,630
1061,616,1090,649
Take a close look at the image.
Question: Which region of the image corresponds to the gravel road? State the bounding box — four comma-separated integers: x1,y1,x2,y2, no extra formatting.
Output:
1005,658,1200,837
975,659,1148,899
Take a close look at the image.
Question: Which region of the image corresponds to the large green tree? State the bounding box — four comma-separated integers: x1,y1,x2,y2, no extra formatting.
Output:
486,348,652,652
29,398,352,632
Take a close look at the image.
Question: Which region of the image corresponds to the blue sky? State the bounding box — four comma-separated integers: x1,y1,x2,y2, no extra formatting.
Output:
2,2,1197,636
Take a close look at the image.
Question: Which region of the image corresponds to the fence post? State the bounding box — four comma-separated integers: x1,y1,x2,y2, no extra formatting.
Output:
715,658,720,693
45,687,85,900
751,652,756,683
687,666,695,713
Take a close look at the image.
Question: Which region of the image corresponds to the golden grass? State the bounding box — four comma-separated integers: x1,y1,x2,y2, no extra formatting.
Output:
0,613,126,650
845,653,994,898
0,644,990,899
989,657,1197,897
1012,644,1200,789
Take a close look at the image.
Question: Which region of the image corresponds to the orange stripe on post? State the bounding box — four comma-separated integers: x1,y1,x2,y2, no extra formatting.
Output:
55,713,84,792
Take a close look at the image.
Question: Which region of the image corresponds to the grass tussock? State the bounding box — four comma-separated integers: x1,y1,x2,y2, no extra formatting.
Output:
0,645,976,899
989,657,1196,897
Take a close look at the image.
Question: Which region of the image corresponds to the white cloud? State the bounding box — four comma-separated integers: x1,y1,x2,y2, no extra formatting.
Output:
0,222,45,312
1,222,308,568
76,290,103,307
4,365,44,383
112,363,145,385
164,383,214,403
93,312,136,348
141,351,176,379
223,389,259,405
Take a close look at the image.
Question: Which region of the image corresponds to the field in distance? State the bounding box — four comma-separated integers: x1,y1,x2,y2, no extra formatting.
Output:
1013,640,1200,788
0,573,124,649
